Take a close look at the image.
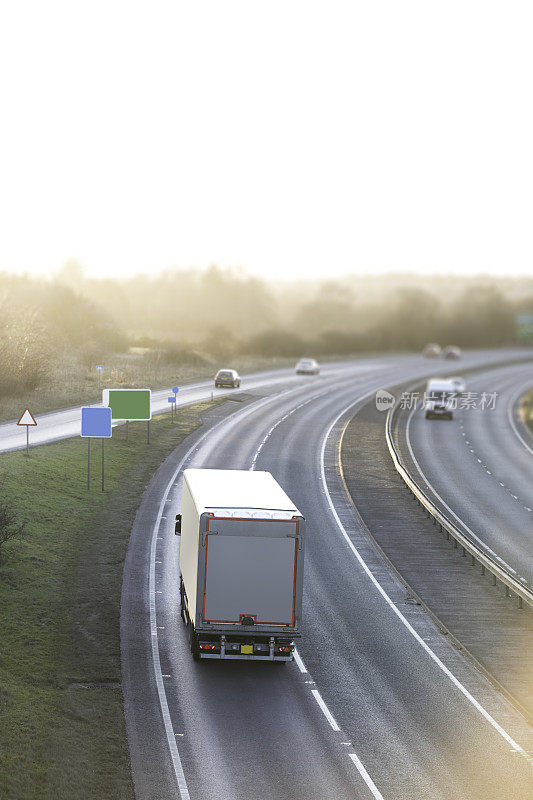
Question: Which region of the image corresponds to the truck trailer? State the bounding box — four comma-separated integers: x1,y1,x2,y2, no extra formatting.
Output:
176,468,305,661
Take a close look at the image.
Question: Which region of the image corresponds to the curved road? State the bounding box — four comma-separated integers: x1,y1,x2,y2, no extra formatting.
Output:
121,353,533,800
404,360,533,588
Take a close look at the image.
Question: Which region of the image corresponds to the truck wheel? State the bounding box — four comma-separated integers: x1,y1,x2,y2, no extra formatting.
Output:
188,622,200,661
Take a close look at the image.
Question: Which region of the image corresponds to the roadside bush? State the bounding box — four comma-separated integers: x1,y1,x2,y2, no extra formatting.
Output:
242,329,308,358
0,325,51,397
157,344,209,367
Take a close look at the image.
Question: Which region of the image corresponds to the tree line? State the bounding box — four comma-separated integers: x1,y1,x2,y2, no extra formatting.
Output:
0,264,531,396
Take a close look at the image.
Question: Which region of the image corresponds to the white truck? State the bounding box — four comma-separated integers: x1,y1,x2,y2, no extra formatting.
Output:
176,468,305,661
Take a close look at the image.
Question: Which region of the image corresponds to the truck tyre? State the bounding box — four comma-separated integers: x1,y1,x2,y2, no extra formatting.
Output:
188,621,200,661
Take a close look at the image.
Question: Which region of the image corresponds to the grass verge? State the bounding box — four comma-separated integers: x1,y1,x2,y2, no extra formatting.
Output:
0,400,220,800
520,388,533,434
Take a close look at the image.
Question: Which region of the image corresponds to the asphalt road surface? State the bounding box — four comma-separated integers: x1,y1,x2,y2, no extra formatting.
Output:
121,350,533,800
404,360,533,588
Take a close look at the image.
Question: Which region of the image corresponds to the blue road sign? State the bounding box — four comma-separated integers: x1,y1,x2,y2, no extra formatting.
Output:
96,365,104,372
172,386,179,394
168,396,176,404
81,407,112,438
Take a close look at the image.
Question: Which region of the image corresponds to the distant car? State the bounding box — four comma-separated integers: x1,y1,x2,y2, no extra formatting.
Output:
443,345,461,360
449,376,466,394
424,378,455,420
422,343,442,358
214,369,241,388
295,358,320,375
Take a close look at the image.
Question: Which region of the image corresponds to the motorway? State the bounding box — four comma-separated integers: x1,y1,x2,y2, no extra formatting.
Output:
402,360,533,589
120,350,533,800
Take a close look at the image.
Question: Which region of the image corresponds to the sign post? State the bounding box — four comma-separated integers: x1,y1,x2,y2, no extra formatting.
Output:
168,396,176,423
81,407,112,490
171,386,179,424
17,408,37,456
96,365,104,390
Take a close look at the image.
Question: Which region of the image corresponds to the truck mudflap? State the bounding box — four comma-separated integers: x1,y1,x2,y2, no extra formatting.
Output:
198,635,295,661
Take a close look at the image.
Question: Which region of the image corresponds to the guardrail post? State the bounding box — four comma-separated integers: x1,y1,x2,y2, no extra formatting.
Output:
492,574,497,586
471,554,475,566
453,538,457,548
481,565,485,576
505,585,510,598
518,597,523,609
462,546,466,557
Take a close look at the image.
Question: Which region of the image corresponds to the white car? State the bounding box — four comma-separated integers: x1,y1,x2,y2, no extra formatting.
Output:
425,378,456,420
214,368,241,388
422,343,442,358
295,358,320,375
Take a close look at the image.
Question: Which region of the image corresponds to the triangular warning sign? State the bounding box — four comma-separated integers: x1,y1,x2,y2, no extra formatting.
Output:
17,408,37,426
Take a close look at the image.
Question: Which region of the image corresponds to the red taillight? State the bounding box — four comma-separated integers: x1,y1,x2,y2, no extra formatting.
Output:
200,643,216,650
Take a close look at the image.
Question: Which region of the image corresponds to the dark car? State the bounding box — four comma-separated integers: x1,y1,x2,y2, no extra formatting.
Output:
214,368,241,388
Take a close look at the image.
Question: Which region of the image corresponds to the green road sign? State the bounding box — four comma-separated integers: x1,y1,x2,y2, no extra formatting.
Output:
516,313,533,342
106,389,151,421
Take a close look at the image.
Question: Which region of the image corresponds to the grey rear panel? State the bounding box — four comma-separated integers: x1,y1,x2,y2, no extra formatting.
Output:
200,516,302,627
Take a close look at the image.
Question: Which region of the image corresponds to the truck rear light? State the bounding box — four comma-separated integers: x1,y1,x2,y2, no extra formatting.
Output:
199,642,218,651
276,646,292,654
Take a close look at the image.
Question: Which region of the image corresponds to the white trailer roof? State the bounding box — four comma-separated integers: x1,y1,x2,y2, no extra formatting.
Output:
183,469,301,516
426,378,455,391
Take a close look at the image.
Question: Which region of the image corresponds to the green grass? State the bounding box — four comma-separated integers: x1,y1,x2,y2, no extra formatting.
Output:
0,400,220,800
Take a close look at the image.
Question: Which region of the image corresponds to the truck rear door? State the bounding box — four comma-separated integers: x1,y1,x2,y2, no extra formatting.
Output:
201,516,301,626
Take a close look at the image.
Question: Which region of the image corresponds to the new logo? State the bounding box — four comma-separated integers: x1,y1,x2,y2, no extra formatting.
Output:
375,389,396,412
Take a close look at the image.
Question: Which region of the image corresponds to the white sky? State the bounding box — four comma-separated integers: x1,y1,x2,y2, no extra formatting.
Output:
0,1,532,281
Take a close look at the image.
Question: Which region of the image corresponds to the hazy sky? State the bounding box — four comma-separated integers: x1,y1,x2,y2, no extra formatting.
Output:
1,2,532,280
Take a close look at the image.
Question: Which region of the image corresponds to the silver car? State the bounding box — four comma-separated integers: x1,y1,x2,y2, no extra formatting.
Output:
295,358,320,375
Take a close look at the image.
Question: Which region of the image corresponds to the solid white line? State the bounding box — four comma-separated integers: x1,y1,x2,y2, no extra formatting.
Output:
321,401,532,765
311,689,340,731
149,497,191,799
349,754,385,800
